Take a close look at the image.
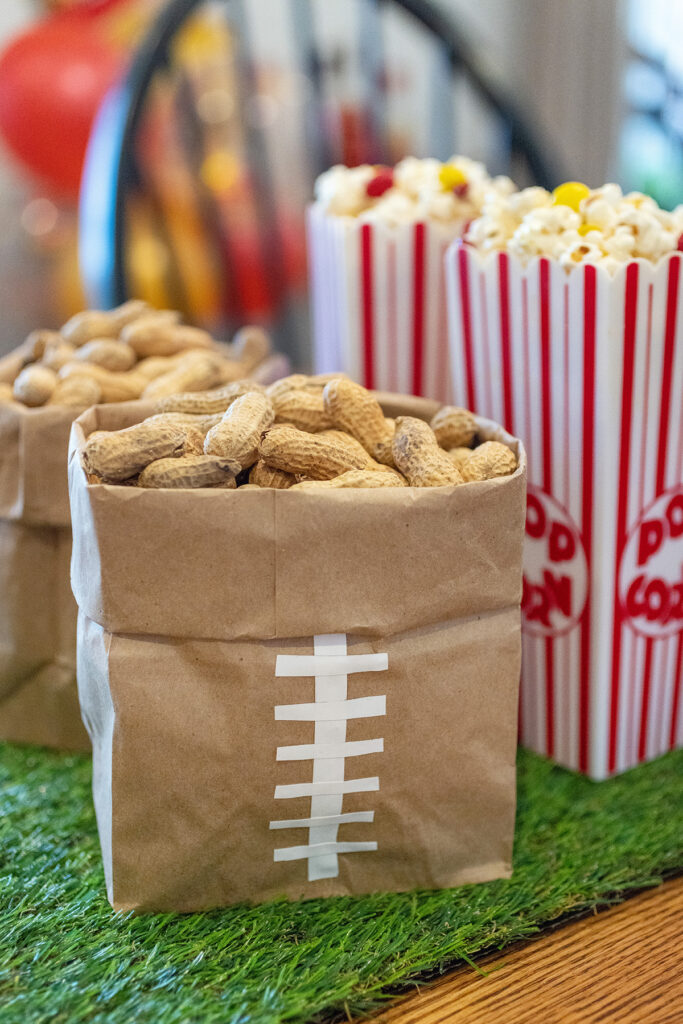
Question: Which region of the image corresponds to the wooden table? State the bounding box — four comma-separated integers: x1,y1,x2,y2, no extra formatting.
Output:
364,876,682,1023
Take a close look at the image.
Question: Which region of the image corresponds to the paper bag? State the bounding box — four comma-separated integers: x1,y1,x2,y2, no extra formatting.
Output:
0,401,89,749
69,396,527,911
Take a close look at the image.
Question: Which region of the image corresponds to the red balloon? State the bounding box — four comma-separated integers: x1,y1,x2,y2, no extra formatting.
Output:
0,17,123,196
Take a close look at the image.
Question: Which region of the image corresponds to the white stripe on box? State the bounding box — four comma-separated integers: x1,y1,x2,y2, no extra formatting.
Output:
269,811,375,830
276,738,384,761
274,778,380,799
275,653,388,677
275,696,386,721
274,841,378,862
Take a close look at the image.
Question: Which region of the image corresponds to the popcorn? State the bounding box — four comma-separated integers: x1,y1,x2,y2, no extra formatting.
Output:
465,181,683,272
313,156,515,226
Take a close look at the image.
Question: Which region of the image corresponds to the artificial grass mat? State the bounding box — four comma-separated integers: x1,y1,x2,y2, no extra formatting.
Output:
1,745,681,1024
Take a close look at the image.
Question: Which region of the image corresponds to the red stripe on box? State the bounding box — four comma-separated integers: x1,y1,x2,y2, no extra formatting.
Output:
579,265,597,774
608,263,640,775
498,252,514,431
412,223,426,396
360,224,375,390
655,257,681,493
522,278,532,455
457,246,477,410
669,635,683,748
637,257,681,762
539,260,555,757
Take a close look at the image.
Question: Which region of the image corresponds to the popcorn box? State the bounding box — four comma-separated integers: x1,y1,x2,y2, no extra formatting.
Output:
307,204,460,403
446,244,683,778
69,396,526,911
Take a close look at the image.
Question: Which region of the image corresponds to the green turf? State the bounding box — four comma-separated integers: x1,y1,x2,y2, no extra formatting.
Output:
1,744,681,1024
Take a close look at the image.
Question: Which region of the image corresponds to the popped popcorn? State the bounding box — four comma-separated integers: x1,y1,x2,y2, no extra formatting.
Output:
314,156,515,226
465,181,683,272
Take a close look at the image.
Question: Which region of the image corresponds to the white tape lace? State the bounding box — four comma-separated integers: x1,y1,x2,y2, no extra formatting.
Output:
270,633,388,881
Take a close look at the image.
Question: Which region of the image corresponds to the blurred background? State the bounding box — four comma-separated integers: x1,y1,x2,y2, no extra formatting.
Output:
0,0,679,361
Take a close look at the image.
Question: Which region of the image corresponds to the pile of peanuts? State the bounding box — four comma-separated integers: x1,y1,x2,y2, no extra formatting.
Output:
0,301,272,409
83,374,518,490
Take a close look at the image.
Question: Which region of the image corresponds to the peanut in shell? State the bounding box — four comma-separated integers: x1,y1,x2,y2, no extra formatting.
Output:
460,441,517,482
392,417,464,487
138,454,240,489
83,421,190,482
323,378,395,464
259,424,368,480
430,406,477,449
204,391,274,468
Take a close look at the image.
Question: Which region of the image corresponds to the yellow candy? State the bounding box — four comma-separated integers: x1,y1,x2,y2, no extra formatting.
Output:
439,163,467,190
552,181,591,211
578,223,600,236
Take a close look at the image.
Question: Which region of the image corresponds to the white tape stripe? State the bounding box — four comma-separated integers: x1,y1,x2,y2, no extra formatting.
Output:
274,777,379,799
269,811,374,830
275,695,386,722
276,738,383,761
274,841,378,862
313,633,347,656
275,653,388,677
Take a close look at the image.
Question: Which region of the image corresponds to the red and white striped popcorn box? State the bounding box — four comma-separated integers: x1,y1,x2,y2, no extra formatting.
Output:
307,203,464,402
446,243,683,779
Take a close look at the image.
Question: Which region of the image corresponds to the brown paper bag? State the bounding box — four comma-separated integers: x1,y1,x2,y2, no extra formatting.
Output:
69,396,527,911
0,401,91,748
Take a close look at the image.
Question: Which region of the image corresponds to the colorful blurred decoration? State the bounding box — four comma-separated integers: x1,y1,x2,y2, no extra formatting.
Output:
0,17,122,197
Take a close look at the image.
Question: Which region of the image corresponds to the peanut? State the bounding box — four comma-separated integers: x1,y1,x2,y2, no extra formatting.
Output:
292,469,406,490
249,459,296,489
266,374,311,402
48,375,102,407
273,389,333,432
431,406,477,449
75,338,137,372
323,378,395,464
142,351,223,400
107,299,151,333
204,391,274,469
134,356,180,381
41,337,77,372
59,363,146,403
13,365,57,407
155,379,264,415
446,446,473,468
121,318,213,358
145,412,223,434
0,381,16,403
373,418,395,466
138,454,240,489
25,328,61,362
460,441,517,482
61,310,118,346
392,417,464,487
318,429,373,466
232,325,271,373
259,424,368,480
83,421,190,482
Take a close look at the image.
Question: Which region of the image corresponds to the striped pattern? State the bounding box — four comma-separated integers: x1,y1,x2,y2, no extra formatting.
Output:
446,245,683,778
308,205,458,402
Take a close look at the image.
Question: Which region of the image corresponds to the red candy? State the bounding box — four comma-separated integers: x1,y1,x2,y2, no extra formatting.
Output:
453,182,469,199
366,168,394,198
677,233,683,252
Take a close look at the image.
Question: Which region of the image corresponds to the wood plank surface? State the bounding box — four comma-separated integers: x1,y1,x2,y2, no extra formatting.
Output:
366,876,683,1024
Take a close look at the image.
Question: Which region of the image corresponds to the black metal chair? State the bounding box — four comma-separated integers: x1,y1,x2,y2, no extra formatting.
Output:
80,0,560,365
